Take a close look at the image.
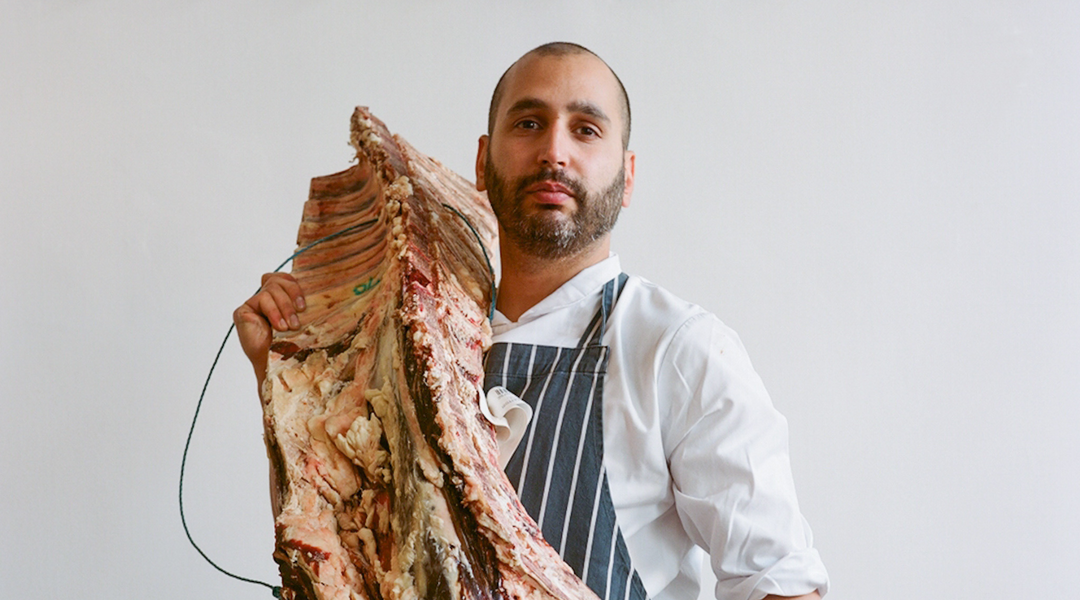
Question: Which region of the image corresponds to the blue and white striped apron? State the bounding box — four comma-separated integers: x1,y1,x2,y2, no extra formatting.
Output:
484,274,648,600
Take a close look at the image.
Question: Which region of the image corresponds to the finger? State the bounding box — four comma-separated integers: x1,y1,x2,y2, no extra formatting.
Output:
276,276,306,311
260,271,289,286
264,284,301,330
251,290,290,332
262,273,306,311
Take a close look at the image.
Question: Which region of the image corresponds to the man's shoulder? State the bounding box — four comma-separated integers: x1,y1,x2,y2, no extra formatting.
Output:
616,273,748,360
617,273,716,331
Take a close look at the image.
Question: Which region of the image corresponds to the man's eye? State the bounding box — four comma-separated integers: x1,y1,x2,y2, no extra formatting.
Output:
577,125,599,137
515,119,540,130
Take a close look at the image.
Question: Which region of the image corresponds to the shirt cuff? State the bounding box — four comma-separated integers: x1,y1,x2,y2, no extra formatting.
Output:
716,547,830,600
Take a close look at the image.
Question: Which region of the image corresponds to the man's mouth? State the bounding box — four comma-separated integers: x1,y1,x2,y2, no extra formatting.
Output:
523,179,576,206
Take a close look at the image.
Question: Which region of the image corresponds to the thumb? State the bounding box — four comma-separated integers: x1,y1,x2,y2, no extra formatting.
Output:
234,306,272,365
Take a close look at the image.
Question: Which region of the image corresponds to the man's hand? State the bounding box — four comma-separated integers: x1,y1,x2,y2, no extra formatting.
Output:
232,272,306,389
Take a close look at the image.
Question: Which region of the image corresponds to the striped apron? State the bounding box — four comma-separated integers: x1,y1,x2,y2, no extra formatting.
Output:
483,274,648,600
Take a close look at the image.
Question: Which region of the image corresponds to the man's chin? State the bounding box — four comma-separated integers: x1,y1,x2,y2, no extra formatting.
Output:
505,220,579,256
516,207,574,230
523,202,576,220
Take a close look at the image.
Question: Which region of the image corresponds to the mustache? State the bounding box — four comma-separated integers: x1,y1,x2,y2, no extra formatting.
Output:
514,168,587,201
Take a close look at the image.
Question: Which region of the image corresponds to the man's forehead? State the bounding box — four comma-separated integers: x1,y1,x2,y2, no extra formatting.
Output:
498,53,622,118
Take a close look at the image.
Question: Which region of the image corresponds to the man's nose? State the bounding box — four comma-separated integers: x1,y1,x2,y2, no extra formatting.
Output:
537,126,569,168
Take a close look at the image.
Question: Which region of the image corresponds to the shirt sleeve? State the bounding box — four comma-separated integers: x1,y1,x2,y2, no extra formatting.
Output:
658,313,829,600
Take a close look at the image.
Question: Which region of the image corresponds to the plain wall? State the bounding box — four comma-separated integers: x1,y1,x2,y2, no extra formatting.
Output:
2,2,1078,599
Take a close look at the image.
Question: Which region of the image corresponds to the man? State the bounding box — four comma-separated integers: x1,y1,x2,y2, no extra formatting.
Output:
235,43,829,600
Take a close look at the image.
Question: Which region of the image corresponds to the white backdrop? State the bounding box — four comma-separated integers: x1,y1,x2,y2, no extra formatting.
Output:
2,2,1078,599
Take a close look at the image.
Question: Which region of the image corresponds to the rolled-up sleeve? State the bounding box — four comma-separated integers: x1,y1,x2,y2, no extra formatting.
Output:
659,314,829,600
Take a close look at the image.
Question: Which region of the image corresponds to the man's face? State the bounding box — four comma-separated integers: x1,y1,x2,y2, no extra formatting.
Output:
477,53,635,260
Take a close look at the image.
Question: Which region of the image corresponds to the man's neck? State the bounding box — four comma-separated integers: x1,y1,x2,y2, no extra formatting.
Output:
496,234,611,323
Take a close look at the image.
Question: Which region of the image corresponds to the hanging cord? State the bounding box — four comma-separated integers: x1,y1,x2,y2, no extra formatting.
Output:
179,320,281,597
179,202,495,595
440,203,497,320
179,218,376,598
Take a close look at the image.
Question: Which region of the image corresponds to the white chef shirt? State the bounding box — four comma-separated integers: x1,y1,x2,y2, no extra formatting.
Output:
491,255,829,600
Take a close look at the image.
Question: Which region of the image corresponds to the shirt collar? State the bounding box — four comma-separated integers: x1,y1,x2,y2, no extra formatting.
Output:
492,254,622,328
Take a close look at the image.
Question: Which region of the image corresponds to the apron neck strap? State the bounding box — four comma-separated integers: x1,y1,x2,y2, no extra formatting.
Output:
575,273,629,348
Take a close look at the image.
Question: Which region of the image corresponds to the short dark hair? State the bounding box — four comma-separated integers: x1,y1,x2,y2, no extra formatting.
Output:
486,42,632,150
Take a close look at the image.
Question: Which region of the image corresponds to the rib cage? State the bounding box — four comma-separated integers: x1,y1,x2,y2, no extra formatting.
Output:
260,107,599,600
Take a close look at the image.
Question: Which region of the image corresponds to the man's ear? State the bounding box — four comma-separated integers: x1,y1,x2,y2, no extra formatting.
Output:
621,150,636,208
475,135,489,192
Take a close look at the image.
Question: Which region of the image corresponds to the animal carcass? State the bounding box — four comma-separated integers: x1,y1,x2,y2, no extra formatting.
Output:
260,107,597,600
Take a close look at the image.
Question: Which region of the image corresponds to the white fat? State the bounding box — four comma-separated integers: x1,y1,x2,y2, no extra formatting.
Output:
335,435,356,459
417,480,465,596
391,338,402,370
317,376,339,397
387,545,418,600
337,510,357,530
359,489,377,529
333,413,389,482
364,385,392,423
480,318,493,350
357,528,381,575
441,546,462,599
387,175,413,199
467,280,483,301
418,453,444,488
363,131,382,147
425,367,449,396
390,574,420,600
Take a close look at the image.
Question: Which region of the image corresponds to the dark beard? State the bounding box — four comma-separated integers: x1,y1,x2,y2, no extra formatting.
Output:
484,158,625,260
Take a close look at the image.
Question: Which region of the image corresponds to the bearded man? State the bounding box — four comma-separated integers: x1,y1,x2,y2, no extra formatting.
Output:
236,42,829,600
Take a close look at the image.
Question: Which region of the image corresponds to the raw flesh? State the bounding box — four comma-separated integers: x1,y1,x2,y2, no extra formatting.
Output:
261,107,598,600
